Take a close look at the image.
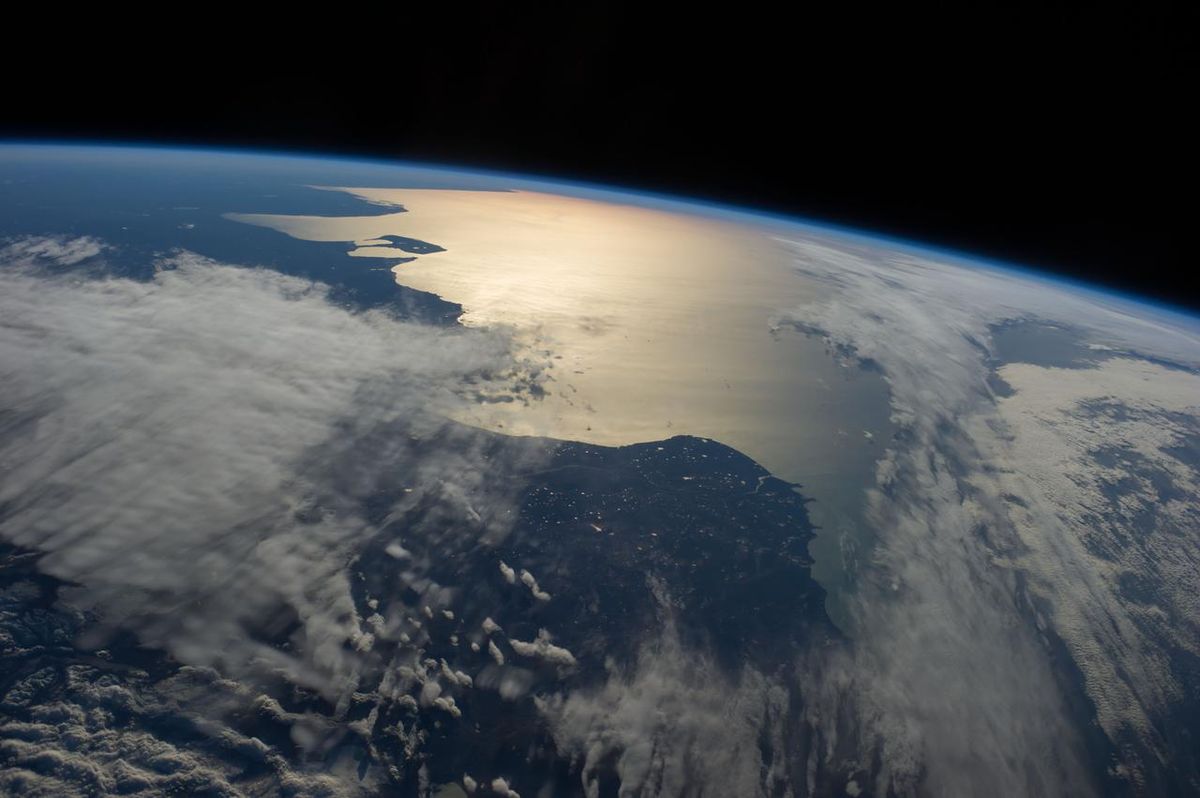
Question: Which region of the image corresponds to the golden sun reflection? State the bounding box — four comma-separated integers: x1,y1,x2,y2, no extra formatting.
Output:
228,188,887,497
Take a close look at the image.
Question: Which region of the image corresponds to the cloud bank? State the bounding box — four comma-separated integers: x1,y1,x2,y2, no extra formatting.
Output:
0,238,541,707
774,235,1200,794
537,622,794,798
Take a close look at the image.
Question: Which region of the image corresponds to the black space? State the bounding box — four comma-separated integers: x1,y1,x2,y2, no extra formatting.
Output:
3,5,1195,308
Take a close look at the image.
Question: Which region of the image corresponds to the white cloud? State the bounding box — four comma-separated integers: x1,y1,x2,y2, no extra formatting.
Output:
496,562,553,602
432,695,462,718
508,629,576,668
440,659,473,688
385,542,412,560
420,681,443,706
518,569,551,602
2,234,107,266
498,561,517,584
489,776,520,797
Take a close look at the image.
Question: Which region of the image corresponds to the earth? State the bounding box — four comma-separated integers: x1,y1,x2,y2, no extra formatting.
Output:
0,144,1198,798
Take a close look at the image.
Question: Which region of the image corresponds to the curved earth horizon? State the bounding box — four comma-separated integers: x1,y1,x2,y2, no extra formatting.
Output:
0,144,1197,797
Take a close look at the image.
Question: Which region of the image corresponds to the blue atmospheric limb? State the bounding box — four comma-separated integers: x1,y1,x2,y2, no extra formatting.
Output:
1,139,1193,326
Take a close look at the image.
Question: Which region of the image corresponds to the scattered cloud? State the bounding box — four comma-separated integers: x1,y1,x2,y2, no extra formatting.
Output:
2,234,107,266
